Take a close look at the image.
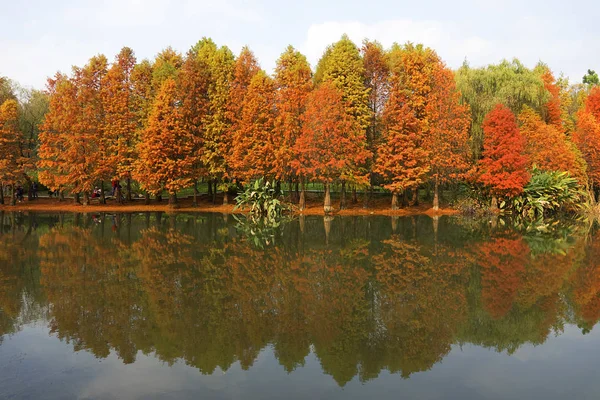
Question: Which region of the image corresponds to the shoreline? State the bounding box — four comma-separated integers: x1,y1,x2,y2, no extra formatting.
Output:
0,197,458,217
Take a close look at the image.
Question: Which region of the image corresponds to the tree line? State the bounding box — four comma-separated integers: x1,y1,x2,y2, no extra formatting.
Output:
1,36,600,210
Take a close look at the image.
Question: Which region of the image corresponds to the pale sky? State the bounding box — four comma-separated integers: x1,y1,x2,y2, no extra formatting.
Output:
1,0,597,89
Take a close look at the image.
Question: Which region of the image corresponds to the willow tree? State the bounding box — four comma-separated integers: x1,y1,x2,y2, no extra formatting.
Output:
314,34,371,208
455,59,548,159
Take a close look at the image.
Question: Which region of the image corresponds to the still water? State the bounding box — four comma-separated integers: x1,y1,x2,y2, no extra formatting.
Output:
0,212,599,399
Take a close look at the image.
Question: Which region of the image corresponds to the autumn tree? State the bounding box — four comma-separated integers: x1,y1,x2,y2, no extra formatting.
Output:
375,78,428,210
0,99,28,205
537,66,563,130
38,74,77,199
134,78,194,206
293,83,369,213
315,35,371,208
273,45,313,196
193,38,235,199
226,47,261,186
423,60,472,210
70,55,108,205
361,40,389,202
151,47,183,92
478,104,530,206
574,87,600,194
518,106,587,183
102,47,138,203
229,71,276,185
178,50,210,206
38,55,108,205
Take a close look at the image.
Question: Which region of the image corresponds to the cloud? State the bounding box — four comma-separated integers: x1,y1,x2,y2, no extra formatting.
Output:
299,18,597,82
300,20,491,70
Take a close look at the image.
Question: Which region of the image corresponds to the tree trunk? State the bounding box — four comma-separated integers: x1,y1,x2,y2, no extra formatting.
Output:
352,186,358,204
27,181,33,201
75,192,80,204
288,179,294,202
412,188,419,206
223,191,229,205
207,179,213,197
275,180,281,195
59,190,65,202
10,184,15,206
324,183,333,214
363,187,369,209
491,195,498,209
82,191,89,206
115,184,122,204
100,181,106,204
213,180,218,204
193,180,198,207
324,216,332,245
168,193,178,207
402,190,409,207
340,181,347,210
126,178,132,201
0,184,4,205
144,190,150,205
295,181,299,204
299,180,306,211
156,193,162,202
433,177,440,211
391,192,399,210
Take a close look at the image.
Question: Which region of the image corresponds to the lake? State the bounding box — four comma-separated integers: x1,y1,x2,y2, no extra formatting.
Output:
0,212,599,399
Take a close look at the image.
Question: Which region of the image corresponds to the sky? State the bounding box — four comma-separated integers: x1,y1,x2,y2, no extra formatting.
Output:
1,0,597,89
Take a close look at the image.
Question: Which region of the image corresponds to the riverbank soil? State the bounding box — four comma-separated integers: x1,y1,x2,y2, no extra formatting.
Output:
0,193,457,216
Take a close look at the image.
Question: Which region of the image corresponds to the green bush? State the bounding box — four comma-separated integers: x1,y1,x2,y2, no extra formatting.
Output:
234,178,287,221
504,167,584,219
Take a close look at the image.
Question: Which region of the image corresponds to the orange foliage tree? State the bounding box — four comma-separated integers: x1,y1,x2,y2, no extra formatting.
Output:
229,71,277,184
375,78,429,210
0,99,29,204
424,64,472,210
178,51,210,206
293,83,370,213
540,68,563,130
518,106,587,182
134,78,194,205
478,104,530,205
226,47,260,185
361,40,389,198
574,87,600,193
38,74,76,199
273,46,313,194
102,47,138,202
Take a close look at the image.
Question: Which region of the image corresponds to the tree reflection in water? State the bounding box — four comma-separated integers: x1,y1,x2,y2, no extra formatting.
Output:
0,212,599,385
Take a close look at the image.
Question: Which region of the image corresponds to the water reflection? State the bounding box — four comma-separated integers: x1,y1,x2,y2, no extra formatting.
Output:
0,212,599,387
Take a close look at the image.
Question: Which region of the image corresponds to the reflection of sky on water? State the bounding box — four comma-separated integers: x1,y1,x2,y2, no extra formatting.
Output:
3,322,600,400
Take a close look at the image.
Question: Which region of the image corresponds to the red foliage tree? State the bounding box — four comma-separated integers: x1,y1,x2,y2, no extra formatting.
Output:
478,104,530,205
